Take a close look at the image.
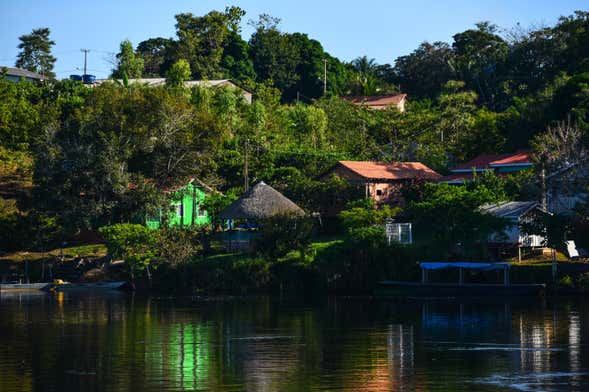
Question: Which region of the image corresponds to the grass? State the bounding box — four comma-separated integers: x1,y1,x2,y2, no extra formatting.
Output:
0,244,107,263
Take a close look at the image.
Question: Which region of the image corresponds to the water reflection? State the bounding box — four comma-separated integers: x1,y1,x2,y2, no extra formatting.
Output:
1,294,589,391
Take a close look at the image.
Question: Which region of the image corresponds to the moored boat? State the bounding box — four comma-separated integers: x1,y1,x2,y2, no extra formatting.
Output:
52,281,127,292
0,283,51,292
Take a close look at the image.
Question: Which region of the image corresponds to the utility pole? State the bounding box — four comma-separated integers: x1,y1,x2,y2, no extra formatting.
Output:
244,138,249,192
323,59,328,95
81,49,90,75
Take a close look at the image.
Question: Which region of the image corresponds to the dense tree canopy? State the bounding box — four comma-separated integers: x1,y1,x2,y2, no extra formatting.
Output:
15,27,56,78
2,7,589,248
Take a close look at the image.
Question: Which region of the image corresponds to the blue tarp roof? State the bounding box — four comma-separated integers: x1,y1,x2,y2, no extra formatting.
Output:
420,262,510,270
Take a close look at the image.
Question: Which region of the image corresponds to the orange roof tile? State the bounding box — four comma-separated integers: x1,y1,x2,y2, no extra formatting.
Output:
344,94,407,110
338,161,441,181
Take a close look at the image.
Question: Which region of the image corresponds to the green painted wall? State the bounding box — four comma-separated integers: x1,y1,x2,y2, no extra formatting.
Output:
146,183,210,229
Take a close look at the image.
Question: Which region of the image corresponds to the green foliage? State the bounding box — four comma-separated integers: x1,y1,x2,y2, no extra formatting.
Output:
173,7,245,79
408,182,509,258
15,27,56,78
99,224,156,277
558,274,573,287
255,214,314,259
339,199,399,232
522,213,572,250
166,59,191,87
136,37,173,77
0,80,44,150
112,40,144,79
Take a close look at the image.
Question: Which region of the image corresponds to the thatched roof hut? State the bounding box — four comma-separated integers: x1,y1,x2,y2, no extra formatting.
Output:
219,182,305,220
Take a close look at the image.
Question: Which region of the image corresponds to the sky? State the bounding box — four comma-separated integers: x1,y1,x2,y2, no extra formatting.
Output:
1,0,587,80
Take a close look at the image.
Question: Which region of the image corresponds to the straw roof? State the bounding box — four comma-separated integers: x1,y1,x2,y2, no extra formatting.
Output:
219,182,305,220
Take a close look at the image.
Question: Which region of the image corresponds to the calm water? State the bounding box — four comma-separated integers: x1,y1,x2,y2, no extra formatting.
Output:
1,293,589,392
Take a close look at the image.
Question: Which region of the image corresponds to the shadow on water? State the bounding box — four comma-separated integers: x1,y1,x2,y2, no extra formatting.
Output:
1,293,589,391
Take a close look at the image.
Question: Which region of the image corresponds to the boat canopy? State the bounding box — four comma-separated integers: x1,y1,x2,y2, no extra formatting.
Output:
419,262,510,271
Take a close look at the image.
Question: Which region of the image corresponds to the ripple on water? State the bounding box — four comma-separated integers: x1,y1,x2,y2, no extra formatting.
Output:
475,372,589,392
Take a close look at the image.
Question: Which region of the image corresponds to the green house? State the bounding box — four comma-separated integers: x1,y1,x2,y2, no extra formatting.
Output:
146,180,210,229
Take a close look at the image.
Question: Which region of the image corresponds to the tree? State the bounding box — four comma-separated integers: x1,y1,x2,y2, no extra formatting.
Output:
393,41,455,99
136,37,172,77
451,22,509,107
173,6,245,79
531,119,588,210
249,15,301,100
166,59,191,87
15,27,56,78
112,40,144,79
408,182,508,258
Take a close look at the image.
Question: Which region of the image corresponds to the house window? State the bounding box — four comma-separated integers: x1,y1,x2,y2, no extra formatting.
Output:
376,189,383,196
175,204,183,218
197,206,206,217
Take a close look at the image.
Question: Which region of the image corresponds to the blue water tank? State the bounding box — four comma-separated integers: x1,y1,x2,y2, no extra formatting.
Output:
70,74,83,81
82,74,96,84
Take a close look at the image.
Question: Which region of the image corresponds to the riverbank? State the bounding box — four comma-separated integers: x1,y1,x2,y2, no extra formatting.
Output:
3,239,589,296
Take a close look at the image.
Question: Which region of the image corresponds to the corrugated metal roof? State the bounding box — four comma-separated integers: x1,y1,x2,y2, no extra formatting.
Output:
338,161,441,181
1,66,46,80
479,201,541,219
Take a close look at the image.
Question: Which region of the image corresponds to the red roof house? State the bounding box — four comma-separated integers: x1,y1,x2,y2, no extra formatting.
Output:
344,94,407,112
440,151,533,184
322,161,441,205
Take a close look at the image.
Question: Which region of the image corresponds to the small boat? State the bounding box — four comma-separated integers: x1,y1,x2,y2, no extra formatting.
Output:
52,281,127,292
0,283,51,292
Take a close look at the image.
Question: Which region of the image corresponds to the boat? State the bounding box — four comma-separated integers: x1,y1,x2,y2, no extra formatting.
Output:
52,281,127,292
377,262,546,297
0,282,51,292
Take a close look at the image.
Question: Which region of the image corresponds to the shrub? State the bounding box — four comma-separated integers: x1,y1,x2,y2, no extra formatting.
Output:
99,224,156,281
255,214,314,259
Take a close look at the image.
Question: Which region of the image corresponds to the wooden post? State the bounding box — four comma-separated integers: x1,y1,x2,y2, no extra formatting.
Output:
552,248,557,282
518,247,521,262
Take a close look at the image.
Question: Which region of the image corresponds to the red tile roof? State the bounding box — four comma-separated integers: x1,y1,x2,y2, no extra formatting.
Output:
489,151,532,166
345,94,407,110
338,161,441,181
451,151,532,172
438,172,512,183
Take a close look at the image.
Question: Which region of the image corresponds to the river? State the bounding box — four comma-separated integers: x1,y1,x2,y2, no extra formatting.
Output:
1,293,588,391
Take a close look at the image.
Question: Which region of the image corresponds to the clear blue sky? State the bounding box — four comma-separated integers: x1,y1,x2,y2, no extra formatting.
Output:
1,0,587,79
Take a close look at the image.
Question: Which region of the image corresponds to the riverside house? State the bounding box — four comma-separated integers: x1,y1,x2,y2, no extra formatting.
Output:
146,179,209,229
480,201,547,261
321,161,441,207
440,151,533,184
344,93,407,112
